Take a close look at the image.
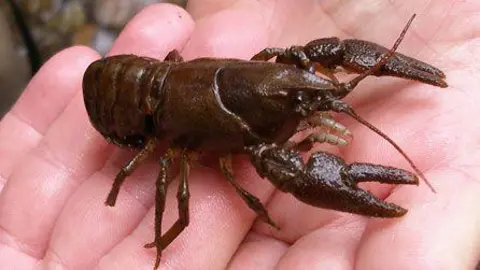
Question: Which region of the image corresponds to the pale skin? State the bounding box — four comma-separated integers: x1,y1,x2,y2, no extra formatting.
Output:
0,1,479,269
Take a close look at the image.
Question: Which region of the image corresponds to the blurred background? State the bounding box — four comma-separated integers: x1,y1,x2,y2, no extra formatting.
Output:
0,0,187,118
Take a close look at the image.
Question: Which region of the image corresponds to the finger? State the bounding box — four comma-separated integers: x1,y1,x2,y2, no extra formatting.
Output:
274,220,366,270
107,3,193,58
183,0,273,59
0,47,102,269
319,1,447,50
37,4,195,269
40,165,151,269
357,170,480,269
0,47,98,189
187,0,340,46
186,0,237,20
227,232,288,270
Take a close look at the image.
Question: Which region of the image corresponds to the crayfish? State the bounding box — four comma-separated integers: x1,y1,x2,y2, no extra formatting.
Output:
82,14,447,269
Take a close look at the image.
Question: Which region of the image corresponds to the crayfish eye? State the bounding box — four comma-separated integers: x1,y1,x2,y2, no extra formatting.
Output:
293,91,312,115
108,134,146,149
294,91,308,103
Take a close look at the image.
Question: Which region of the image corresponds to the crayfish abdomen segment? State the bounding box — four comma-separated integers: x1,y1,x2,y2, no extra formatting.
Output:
83,55,170,148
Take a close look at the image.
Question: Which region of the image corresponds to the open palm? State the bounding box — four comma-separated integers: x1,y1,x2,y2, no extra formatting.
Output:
0,1,479,269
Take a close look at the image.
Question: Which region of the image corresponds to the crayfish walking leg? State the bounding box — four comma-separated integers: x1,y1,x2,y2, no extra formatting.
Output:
219,155,279,229
144,149,191,269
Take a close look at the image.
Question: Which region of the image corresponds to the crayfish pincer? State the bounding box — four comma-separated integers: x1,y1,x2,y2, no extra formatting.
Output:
82,14,446,269
247,143,419,217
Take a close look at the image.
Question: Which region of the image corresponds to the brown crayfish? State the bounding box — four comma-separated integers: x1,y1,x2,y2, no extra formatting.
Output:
82,14,447,269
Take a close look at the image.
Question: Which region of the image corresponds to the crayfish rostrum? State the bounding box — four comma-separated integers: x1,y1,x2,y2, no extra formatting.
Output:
82,14,447,269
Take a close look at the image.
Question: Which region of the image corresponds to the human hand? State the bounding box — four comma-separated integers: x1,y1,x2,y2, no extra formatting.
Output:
0,1,479,269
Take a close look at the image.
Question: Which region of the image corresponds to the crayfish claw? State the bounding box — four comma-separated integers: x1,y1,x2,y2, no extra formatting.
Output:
333,185,408,217
341,39,448,87
299,152,416,217
393,51,445,78
248,144,418,218
346,162,419,186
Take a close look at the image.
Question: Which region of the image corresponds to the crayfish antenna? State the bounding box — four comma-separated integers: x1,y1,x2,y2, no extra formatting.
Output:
337,13,417,98
340,106,436,193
